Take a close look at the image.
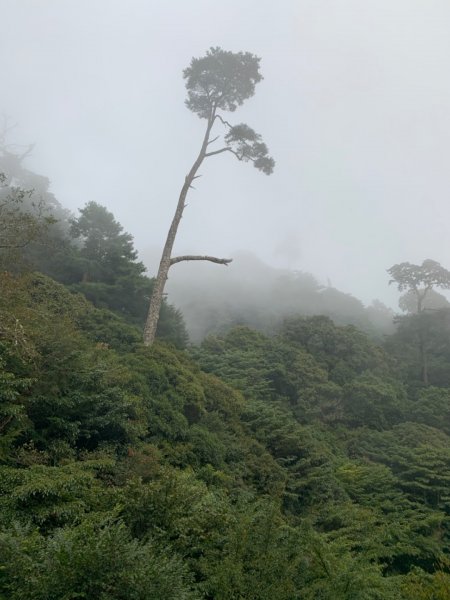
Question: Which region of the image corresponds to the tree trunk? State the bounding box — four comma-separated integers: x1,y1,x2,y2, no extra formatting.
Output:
143,113,215,346
416,295,429,385
418,322,429,385
421,344,429,385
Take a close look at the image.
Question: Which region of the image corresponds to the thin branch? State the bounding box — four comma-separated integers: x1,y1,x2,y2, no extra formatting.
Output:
207,135,220,146
189,174,203,189
214,114,233,128
170,255,232,266
205,147,232,158
205,147,253,163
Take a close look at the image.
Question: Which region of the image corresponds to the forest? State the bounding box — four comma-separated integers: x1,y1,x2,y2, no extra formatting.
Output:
1,132,450,599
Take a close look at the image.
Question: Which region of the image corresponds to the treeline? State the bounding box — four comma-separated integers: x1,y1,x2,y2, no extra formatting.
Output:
1,149,450,598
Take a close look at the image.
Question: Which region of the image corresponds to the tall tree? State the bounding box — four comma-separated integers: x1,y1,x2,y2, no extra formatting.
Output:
388,260,450,314
388,259,450,384
143,47,274,346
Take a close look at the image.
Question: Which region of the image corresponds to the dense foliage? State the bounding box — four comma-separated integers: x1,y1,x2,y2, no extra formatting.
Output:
1,152,449,598
1,266,449,597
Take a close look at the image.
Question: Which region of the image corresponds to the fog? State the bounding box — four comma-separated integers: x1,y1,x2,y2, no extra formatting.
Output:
152,250,396,342
2,0,450,310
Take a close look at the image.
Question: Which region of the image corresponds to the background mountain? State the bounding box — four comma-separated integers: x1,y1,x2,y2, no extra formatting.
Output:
155,249,396,342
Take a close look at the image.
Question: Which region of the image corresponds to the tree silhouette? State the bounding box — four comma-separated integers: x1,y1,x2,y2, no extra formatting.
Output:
388,259,450,384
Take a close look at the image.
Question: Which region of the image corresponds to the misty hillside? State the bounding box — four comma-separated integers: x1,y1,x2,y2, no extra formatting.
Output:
1,265,450,598
2,139,450,597
3,2,450,598
159,250,396,341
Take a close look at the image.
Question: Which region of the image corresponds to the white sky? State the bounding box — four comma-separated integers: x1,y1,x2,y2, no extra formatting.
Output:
2,0,450,307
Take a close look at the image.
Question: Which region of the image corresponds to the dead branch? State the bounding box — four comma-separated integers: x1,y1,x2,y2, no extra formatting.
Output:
170,255,232,266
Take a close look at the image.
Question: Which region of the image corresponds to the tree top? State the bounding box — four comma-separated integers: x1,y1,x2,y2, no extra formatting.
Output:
183,47,263,119
388,259,450,292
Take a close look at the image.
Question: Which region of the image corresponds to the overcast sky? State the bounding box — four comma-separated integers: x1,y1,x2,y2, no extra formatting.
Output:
2,0,450,307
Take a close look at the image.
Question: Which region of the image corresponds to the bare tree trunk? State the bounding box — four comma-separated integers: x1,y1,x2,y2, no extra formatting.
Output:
142,175,192,346
143,109,231,346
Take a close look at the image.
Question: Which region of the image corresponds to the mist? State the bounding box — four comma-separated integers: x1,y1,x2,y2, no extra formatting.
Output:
2,0,450,312
141,248,395,341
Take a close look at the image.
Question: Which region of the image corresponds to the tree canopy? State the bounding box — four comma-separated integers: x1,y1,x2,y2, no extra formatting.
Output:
184,47,263,118
388,259,450,313
70,201,146,283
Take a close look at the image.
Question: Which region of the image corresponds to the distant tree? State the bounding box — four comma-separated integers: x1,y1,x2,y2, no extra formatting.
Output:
0,132,70,273
70,201,146,284
388,260,450,314
385,305,450,388
70,202,188,346
143,47,274,346
0,172,54,259
388,259,450,384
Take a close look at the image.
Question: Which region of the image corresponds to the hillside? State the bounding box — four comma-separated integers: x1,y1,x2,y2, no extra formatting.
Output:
1,270,449,599
1,153,450,598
